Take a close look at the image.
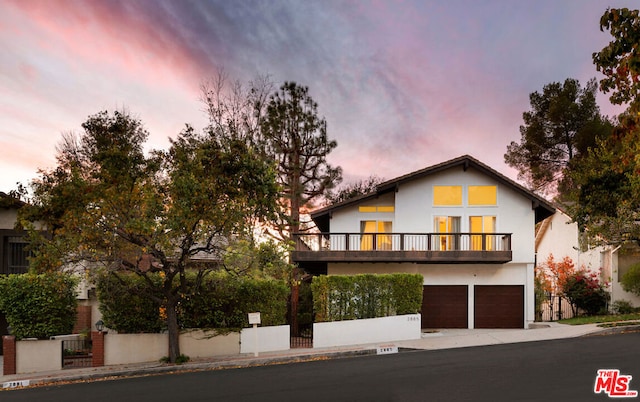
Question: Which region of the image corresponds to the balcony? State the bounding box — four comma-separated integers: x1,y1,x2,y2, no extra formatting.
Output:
292,232,512,265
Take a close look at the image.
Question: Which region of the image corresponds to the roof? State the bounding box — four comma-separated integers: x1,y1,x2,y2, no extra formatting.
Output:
0,191,25,209
312,155,555,232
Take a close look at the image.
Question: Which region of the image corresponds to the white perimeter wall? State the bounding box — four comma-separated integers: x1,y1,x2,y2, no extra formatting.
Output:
240,325,290,354
314,314,421,349
16,339,62,373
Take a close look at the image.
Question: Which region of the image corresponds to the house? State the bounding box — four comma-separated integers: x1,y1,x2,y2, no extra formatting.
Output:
292,155,555,329
0,191,99,349
536,207,640,309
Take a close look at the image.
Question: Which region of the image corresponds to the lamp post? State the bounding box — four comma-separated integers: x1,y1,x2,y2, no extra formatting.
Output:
95,320,104,332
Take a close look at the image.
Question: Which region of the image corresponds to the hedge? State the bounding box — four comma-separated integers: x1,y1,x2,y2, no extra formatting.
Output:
0,272,78,339
311,273,423,322
96,271,288,333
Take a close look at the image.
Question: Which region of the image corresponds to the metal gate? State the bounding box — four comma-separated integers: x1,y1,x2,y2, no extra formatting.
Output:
538,294,575,321
62,338,92,369
290,323,313,348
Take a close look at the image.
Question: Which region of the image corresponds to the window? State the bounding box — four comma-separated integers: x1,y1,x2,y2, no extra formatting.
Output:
5,236,30,274
360,220,393,250
469,216,496,250
468,186,497,205
434,216,460,250
433,186,463,206
359,206,395,213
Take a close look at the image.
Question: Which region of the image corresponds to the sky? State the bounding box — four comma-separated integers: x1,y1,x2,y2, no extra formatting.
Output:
1,0,638,193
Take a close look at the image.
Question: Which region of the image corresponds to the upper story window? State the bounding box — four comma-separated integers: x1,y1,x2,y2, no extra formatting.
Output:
433,186,463,206
359,206,395,213
468,186,497,206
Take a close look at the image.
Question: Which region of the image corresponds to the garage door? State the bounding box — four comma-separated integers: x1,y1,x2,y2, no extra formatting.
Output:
422,285,468,328
474,285,524,329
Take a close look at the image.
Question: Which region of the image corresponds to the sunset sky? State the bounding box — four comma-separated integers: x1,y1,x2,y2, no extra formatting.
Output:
0,0,636,193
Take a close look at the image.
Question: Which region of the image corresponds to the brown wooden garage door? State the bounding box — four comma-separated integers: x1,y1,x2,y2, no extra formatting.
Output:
474,285,524,329
422,285,468,328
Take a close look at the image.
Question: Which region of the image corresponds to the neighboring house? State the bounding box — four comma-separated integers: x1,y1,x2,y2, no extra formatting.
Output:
536,207,640,308
0,192,30,275
0,191,30,352
292,155,555,329
0,191,99,346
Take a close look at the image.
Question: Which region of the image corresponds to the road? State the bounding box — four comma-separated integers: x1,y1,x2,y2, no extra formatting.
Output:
3,332,639,402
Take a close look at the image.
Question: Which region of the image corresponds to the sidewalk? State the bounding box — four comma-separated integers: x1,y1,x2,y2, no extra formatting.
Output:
0,322,627,389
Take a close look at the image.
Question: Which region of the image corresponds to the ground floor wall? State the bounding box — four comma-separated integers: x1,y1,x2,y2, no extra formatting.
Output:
327,262,534,329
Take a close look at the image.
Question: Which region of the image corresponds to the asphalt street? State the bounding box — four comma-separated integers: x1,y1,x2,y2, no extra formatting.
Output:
3,332,638,402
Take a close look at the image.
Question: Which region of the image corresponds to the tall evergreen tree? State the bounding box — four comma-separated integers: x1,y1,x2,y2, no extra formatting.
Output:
504,78,611,197
260,82,342,239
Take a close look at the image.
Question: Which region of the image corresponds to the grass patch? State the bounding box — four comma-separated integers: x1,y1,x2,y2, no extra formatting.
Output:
558,313,640,325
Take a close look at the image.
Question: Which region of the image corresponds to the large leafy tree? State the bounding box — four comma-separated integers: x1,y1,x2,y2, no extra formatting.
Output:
21,110,279,363
569,8,640,244
504,78,611,197
593,8,640,110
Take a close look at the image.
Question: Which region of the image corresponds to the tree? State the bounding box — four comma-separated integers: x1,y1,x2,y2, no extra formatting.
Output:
504,78,611,197
621,262,640,297
259,82,342,335
572,8,640,244
260,82,342,238
536,254,577,295
325,175,385,205
593,8,640,110
21,110,279,363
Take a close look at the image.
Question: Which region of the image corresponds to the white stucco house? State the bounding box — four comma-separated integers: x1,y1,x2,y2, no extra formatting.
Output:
535,207,640,309
292,155,555,329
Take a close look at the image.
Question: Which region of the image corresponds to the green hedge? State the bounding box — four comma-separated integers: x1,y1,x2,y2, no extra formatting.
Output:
0,272,78,339
311,273,423,322
96,271,288,333
96,273,165,333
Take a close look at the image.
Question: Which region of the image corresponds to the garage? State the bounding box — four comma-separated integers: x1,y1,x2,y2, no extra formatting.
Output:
422,285,468,328
474,285,524,329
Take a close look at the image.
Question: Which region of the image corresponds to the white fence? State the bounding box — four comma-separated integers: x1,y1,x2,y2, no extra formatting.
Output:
313,314,421,348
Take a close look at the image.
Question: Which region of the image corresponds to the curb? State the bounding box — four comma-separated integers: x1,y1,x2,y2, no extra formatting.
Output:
4,349,377,389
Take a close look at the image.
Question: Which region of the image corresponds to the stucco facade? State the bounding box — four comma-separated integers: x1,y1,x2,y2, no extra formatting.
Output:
295,155,555,329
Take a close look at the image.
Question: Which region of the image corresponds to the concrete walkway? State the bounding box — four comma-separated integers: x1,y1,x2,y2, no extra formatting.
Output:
0,322,628,389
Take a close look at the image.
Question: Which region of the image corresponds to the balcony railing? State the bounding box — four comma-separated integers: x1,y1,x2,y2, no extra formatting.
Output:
292,232,512,264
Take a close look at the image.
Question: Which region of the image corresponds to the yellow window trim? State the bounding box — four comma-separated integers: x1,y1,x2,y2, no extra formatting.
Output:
359,206,395,213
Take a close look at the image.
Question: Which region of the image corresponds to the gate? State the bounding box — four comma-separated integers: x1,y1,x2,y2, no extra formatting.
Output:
538,294,575,321
290,323,313,348
62,338,92,369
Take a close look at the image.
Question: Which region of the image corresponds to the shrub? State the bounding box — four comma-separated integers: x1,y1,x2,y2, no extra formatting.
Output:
562,271,609,316
96,271,288,332
0,272,78,339
96,272,165,333
621,262,640,296
612,300,635,314
312,273,423,322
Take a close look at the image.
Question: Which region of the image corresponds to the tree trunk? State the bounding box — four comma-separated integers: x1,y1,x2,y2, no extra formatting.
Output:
166,298,180,363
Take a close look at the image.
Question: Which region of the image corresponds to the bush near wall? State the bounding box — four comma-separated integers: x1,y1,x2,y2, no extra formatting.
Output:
180,273,288,329
96,272,165,333
0,272,78,339
96,271,288,333
312,273,423,322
